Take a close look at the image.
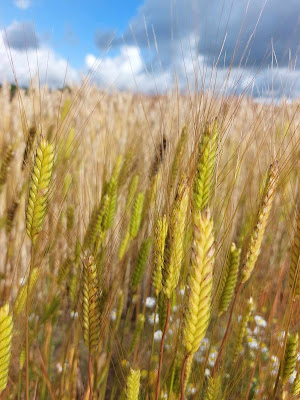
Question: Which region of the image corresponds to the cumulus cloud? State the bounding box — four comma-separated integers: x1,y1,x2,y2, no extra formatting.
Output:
93,0,299,98
0,25,78,88
4,21,38,50
14,0,31,9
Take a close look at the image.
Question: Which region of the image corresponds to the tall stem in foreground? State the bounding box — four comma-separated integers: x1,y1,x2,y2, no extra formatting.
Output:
154,299,170,400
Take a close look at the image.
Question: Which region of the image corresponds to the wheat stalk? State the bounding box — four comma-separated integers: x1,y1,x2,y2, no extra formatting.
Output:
0,303,13,393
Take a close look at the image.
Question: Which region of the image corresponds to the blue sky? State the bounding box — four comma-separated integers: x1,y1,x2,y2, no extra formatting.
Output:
0,0,299,98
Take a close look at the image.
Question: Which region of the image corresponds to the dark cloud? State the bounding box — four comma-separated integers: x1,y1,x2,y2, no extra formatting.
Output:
4,21,39,50
95,0,299,68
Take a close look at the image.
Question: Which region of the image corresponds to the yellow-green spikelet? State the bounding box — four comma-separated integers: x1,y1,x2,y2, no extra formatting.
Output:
281,332,298,384
204,375,222,400
292,371,300,396
163,177,189,299
232,297,254,362
241,161,279,283
129,314,145,353
14,267,40,315
289,208,300,297
193,120,218,211
152,215,168,296
81,257,101,353
183,209,214,355
26,138,54,243
131,237,152,291
102,155,123,230
126,368,140,400
169,126,188,189
218,243,241,315
0,303,13,393
129,192,145,239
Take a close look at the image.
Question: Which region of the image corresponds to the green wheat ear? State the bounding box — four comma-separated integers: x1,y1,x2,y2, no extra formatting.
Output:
281,332,298,384
129,192,145,239
0,303,13,393
163,176,189,299
14,267,40,316
152,215,168,296
131,237,152,291
129,314,145,354
204,375,222,400
169,126,188,190
241,161,279,283
81,256,101,353
292,371,300,395
182,209,214,355
218,243,241,315
126,368,141,400
102,155,123,231
26,138,55,243
232,297,254,362
193,119,218,211
289,207,300,297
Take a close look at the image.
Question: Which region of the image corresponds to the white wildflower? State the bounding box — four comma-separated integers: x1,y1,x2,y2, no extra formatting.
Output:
145,297,156,308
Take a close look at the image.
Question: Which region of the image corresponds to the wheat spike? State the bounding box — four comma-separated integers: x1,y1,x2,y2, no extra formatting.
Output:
119,230,131,260
0,145,14,188
193,120,218,211
232,297,254,362
169,126,188,189
281,332,298,384
129,192,145,239
152,215,168,296
26,138,54,243
14,267,40,316
129,314,145,353
182,209,214,355
292,371,300,396
102,155,123,230
22,126,37,169
0,303,13,393
126,368,141,400
163,177,189,299
241,161,279,283
6,197,20,234
289,208,300,297
218,243,241,315
131,237,152,291
127,174,139,208
204,375,222,400
81,256,101,353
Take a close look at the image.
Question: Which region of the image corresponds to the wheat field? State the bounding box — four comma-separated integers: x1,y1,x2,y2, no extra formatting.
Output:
0,75,299,400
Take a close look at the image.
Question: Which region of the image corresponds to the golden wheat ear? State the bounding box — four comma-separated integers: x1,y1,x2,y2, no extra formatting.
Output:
204,375,222,400
26,138,55,243
193,120,218,212
163,176,189,299
0,145,14,190
182,209,214,355
0,303,13,393
14,267,40,316
81,256,101,353
241,161,279,283
281,332,298,384
126,368,141,400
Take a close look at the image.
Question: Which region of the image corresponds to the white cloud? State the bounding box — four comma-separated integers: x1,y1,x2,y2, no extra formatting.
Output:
0,29,78,88
85,39,299,99
14,0,31,9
